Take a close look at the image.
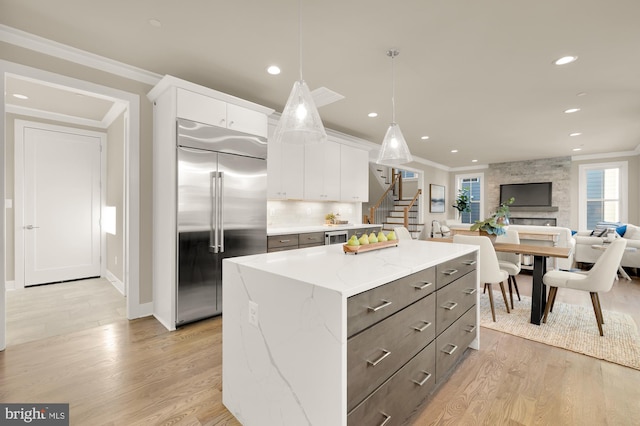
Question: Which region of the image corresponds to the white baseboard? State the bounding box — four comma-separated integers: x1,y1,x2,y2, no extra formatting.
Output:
105,270,125,295
4,280,15,291
131,302,154,320
153,313,176,331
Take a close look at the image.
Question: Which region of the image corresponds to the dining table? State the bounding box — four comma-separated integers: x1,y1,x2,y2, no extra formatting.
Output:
429,238,572,325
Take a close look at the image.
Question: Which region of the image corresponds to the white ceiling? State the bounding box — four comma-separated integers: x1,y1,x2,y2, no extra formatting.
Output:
2,0,640,168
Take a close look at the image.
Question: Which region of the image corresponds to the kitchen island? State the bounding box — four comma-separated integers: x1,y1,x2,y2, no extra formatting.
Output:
222,239,479,425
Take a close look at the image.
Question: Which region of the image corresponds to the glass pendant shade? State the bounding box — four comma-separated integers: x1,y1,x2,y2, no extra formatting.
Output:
377,122,413,164
273,79,327,145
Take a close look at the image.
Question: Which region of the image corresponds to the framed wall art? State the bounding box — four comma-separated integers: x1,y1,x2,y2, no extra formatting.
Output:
430,184,445,213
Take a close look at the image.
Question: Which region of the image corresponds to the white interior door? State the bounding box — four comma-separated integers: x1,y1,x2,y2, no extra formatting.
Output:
23,125,102,286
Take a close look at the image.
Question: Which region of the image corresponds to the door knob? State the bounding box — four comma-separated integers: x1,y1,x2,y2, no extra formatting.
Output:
25,225,40,229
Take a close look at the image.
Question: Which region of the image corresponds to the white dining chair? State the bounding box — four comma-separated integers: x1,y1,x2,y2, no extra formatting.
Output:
542,238,627,336
453,235,510,321
393,226,413,240
495,229,521,309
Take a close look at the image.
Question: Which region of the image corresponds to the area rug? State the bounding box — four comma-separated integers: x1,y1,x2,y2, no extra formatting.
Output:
479,293,640,370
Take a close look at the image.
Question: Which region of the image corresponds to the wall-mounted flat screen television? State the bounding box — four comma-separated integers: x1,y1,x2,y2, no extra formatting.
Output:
500,182,552,207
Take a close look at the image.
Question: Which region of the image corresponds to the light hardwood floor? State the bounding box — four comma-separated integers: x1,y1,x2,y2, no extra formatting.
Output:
5,277,126,346
1,273,639,425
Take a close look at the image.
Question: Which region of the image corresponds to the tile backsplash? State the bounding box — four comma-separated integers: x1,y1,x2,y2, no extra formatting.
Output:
267,200,363,228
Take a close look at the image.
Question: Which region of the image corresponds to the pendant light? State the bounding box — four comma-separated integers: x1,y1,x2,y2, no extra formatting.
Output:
272,0,327,145
376,49,413,164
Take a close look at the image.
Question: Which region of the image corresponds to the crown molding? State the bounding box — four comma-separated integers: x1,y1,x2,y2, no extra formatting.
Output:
572,150,639,162
6,104,107,129
0,24,161,86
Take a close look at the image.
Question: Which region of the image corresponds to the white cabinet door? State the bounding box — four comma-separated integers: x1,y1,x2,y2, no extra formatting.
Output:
176,88,226,127
227,103,268,138
267,138,304,199
304,141,341,200
340,145,369,202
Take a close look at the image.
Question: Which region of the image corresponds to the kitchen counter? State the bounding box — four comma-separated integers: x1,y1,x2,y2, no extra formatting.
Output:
222,240,479,425
267,223,379,236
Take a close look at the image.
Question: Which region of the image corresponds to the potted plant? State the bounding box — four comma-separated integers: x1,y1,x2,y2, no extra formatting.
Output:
470,197,514,237
452,188,471,216
325,212,336,225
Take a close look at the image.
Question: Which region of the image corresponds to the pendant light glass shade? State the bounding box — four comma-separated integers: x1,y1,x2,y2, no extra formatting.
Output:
272,79,327,144
272,0,327,145
377,50,413,164
378,122,413,164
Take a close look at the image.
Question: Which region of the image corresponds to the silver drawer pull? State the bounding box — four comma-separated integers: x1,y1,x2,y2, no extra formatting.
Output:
413,281,433,290
279,239,291,243
442,344,458,355
463,260,477,265
441,301,458,311
379,412,392,426
412,321,432,332
367,299,392,312
465,325,477,333
443,269,458,276
367,349,391,367
412,370,433,387
464,288,477,295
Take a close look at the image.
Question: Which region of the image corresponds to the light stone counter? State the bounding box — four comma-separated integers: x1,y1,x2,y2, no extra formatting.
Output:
222,240,478,426
267,223,380,236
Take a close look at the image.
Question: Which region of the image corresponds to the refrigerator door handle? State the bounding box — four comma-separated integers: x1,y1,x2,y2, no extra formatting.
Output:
219,171,225,253
210,171,219,253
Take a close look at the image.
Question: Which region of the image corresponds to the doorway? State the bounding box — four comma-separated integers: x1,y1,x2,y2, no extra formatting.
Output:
1,60,141,350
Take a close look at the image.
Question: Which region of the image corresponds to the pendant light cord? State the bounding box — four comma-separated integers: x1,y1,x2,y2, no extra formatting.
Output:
299,0,303,81
391,52,396,123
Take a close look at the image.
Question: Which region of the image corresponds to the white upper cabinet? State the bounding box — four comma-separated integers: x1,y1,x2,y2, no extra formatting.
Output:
304,141,341,201
340,144,369,202
227,103,268,138
176,88,268,138
177,88,226,127
267,138,304,200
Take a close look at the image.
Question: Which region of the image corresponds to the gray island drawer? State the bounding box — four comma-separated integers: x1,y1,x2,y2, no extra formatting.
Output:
347,341,436,426
436,252,477,289
347,266,436,337
347,293,436,412
435,270,477,335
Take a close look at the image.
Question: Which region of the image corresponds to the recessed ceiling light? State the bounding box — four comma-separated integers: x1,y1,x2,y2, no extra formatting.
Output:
554,55,578,65
148,19,161,27
367,112,378,118
420,136,429,140
564,108,580,114
471,159,478,163
572,148,582,151
13,93,28,100
267,65,281,75
451,149,458,153
569,132,582,137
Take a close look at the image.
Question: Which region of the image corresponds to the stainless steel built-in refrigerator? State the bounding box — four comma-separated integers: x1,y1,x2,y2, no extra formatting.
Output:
176,118,267,326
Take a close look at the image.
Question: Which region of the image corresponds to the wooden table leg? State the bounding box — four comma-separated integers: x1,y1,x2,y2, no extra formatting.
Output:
530,255,547,325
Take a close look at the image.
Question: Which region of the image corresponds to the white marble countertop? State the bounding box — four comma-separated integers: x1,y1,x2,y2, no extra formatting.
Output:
224,239,477,297
267,223,381,236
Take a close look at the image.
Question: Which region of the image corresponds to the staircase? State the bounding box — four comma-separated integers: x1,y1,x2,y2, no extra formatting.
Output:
381,199,424,239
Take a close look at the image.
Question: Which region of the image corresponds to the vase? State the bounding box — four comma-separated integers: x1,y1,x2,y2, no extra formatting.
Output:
497,216,509,226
